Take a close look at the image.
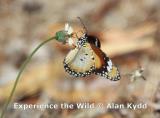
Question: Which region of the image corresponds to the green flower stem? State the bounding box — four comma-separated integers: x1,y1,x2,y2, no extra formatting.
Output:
0,36,56,118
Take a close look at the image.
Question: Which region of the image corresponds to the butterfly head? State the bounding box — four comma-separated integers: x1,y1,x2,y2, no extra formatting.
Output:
86,35,101,48
76,33,101,48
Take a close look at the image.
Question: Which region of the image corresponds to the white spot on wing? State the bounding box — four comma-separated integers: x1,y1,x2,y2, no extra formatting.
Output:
108,60,112,68
107,66,111,72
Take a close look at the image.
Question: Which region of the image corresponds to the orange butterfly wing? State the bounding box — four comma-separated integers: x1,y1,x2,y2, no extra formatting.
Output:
90,44,121,81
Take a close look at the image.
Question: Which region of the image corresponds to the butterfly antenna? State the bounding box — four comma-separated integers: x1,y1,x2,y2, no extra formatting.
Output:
77,17,88,33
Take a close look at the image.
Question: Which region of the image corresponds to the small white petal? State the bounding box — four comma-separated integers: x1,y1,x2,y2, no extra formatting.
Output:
68,38,74,46
65,23,69,31
68,26,73,34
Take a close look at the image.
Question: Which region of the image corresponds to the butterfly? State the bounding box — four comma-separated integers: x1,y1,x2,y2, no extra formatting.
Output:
63,32,120,81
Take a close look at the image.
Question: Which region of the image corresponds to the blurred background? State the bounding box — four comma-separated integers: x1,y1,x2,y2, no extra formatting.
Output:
0,0,160,118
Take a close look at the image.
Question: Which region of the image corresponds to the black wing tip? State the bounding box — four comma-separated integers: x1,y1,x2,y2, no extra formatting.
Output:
110,75,121,81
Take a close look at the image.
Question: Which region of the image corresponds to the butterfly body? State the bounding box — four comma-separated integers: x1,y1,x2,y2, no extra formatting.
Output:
87,35,101,48
64,33,120,81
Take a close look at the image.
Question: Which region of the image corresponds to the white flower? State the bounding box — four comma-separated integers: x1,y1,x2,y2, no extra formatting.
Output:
64,23,74,46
